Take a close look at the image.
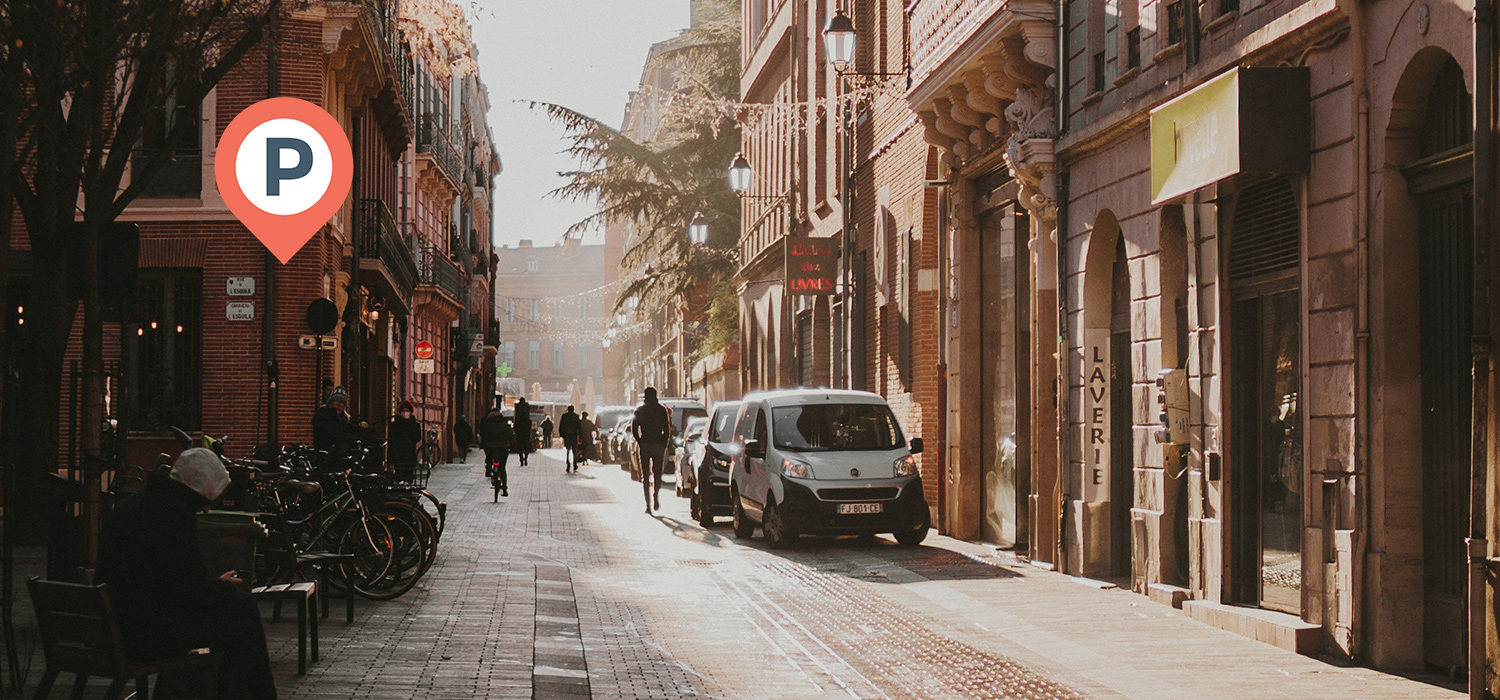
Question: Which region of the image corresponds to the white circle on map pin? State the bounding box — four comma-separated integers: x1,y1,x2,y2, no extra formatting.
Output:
235,118,334,216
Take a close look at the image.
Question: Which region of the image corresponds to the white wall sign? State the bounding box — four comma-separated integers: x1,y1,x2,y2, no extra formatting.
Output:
226,302,255,321
413,358,436,374
1083,328,1111,503
226,277,256,296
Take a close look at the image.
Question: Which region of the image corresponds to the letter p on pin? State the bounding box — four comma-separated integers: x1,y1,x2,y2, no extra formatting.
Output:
266,138,313,196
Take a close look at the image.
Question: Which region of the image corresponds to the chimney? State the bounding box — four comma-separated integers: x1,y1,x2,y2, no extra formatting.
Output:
519,239,533,249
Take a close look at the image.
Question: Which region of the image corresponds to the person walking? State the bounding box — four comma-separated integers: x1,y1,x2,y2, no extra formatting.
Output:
579,412,596,466
387,399,422,482
453,415,474,462
558,405,581,473
540,415,554,449
632,387,671,514
479,403,513,498
513,398,534,467
97,448,278,700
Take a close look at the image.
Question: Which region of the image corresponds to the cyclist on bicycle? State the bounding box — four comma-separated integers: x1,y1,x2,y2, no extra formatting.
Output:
480,402,513,498
387,399,422,481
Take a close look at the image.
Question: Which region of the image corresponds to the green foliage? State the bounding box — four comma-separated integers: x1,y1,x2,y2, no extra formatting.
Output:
693,280,740,360
528,0,741,313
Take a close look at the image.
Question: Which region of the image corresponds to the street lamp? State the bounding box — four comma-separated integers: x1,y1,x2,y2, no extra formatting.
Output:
823,9,857,69
727,152,754,195
688,211,710,246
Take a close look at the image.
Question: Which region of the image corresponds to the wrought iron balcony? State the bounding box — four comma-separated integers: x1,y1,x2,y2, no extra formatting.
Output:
419,246,467,306
418,115,462,187
357,199,418,303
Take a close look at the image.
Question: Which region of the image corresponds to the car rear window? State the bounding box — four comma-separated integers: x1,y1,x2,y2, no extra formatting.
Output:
771,403,904,452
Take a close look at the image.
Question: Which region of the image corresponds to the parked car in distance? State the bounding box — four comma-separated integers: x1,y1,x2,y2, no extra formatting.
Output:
675,416,710,497
686,401,741,527
727,389,929,548
591,405,635,459
658,398,707,475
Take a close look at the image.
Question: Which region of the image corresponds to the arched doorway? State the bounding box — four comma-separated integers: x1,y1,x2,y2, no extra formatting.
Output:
1080,210,1134,578
1402,55,1473,673
1226,175,1303,614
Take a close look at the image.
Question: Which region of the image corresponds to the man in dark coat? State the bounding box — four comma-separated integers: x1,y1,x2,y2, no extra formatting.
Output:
312,386,363,455
387,399,422,480
558,405,582,473
479,404,513,498
453,415,475,461
97,448,277,700
632,387,672,513
513,398,534,467
540,415,554,449
579,412,597,465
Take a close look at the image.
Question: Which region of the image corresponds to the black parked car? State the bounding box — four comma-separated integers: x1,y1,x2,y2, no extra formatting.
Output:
686,401,740,527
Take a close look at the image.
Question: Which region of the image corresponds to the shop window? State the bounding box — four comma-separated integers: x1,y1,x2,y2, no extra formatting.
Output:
137,271,203,430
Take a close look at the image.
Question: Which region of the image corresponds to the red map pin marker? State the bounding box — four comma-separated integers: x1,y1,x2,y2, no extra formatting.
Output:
215,97,353,264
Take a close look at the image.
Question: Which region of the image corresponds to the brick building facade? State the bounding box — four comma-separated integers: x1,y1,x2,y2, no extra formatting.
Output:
18,1,498,469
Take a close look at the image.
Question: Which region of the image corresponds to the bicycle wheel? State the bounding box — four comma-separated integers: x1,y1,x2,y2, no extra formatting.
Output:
380,500,438,573
415,489,446,539
362,511,426,600
334,516,395,598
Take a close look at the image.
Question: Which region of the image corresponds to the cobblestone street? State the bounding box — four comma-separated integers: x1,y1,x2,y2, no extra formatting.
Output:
265,449,1466,700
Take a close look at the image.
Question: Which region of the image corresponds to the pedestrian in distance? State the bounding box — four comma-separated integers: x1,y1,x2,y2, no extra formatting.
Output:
387,399,422,482
559,405,581,473
97,448,278,700
453,415,474,462
514,398,534,467
579,411,596,466
633,387,671,514
479,403,513,499
540,415,554,449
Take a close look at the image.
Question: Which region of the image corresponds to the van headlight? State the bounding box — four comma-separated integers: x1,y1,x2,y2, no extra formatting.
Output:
781,458,810,478
894,454,917,476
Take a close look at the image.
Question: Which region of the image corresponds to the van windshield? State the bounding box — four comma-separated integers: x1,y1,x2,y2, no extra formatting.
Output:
771,404,903,452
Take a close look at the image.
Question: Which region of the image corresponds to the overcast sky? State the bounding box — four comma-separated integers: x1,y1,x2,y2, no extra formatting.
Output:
470,1,689,249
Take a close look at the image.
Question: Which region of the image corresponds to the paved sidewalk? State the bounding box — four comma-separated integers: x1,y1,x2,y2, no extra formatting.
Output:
258,449,1463,699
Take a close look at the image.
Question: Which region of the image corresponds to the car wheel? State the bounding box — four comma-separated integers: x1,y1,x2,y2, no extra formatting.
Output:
894,509,931,546
731,488,754,539
762,499,793,549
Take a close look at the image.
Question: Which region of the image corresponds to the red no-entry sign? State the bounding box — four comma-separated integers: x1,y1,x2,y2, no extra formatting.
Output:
415,340,435,359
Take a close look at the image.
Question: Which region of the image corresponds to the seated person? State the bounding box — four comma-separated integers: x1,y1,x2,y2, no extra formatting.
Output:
97,448,277,700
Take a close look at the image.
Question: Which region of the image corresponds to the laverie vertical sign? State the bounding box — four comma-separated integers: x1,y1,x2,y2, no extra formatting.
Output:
1083,329,1110,502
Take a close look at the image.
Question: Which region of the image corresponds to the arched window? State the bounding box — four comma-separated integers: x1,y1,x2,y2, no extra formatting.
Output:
1419,59,1472,158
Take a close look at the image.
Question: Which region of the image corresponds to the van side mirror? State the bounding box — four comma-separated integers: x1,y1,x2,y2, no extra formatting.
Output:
743,439,764,458
909,437,924,455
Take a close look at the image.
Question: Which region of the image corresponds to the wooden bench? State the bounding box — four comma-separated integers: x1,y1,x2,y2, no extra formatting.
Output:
27,577,220,700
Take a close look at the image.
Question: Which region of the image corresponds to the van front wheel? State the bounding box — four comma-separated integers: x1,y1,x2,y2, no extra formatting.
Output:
763,499,794,549
894,509,931,546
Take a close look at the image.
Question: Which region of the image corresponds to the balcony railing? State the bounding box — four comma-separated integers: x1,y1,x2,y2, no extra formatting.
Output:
419,246,467,305
418,115,462,186
358,199,418,302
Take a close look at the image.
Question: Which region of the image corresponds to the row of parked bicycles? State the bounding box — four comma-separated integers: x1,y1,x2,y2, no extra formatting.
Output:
112,429,446,601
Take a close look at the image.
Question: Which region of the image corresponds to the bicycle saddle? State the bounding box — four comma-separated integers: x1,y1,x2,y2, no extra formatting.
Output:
279,479,322,495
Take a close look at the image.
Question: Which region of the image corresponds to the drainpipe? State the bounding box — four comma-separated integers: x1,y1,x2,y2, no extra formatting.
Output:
1336,0,1371,663
1471,2,1495,697
1052,0,1070,573
264,0,281,449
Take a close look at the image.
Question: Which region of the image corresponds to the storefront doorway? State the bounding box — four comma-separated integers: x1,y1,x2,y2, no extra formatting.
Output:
978,201,1030,547
1227,176,1303,614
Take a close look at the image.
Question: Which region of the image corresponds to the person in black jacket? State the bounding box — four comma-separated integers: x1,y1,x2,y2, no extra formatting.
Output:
312,386,363,455
453,415,475,461
513,398,534,467
479,404,513,498
387,399,422,481
97,448,276,700
540,415,554,449
632,387,671,513
558,405,581,473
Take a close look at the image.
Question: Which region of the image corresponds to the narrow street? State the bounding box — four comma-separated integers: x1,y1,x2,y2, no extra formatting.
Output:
266,449,1463,700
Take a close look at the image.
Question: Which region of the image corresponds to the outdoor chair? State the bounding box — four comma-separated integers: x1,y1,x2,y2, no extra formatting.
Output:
27,577,220,700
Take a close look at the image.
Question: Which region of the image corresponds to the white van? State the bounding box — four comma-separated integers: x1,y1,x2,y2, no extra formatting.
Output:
727,389,929,548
